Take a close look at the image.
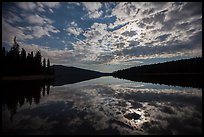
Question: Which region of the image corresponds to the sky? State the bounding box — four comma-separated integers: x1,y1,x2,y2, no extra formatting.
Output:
2,2,202,73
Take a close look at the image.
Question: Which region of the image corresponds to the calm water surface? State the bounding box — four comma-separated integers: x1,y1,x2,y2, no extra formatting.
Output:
2,76,202,135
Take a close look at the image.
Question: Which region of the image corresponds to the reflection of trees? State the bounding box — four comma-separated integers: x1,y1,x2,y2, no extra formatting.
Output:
2,80,52,122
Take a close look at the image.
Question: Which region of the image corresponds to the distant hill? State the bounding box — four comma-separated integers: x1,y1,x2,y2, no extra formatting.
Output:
113,57,202,75
112,57,202,88
51,65,110,86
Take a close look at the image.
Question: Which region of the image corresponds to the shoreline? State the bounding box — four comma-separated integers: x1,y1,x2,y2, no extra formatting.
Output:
2,75,54,81
113,73,202,89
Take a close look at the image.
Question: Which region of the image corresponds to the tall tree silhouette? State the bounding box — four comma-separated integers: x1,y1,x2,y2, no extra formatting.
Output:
43,58,46,74
34,51,42,74
47,59,50,68
2,36,54,76
47,59,51,74
43,58,46,69
10,36,20,59
21,48,26,60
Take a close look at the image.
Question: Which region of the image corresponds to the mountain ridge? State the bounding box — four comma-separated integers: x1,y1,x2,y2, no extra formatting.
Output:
51,65,110,86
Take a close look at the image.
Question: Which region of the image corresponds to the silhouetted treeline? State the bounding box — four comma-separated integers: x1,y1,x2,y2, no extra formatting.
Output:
1,37,54,76
112,58,203,88
113,57,202,75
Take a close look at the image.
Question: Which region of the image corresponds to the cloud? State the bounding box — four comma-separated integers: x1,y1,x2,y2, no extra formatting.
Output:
120,40,202,60
61,40,65,44
16,2,36,11
26,14,53,25
2,17,34,44
67,2,81,6
15,12,59,39
4,12,23,24
39,2,60,8
122,30,137,37
65,27,83,36
111,2,202,49
108,22,129,31
49,8,54,13
83,23,108,40
32,26,49,38
82,2,103,18
127,41,140,47
156,34,171,42
89,54,115,64
82,2,102,12
31,25,60,38
36,2,46,12
70,21,77,27
17,2,60,13
2,14,59,45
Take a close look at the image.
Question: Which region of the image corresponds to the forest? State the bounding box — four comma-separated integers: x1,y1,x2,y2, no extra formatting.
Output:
1,37,54,76
112,57,203,88
113,57,202,75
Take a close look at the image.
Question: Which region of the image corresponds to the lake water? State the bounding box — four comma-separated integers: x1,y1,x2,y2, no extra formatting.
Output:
2,76,202,135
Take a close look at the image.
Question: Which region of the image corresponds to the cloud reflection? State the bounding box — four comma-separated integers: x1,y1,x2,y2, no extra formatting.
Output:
2,77,202,135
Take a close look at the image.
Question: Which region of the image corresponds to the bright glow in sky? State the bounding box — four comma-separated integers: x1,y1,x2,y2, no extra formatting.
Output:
2,2,202,72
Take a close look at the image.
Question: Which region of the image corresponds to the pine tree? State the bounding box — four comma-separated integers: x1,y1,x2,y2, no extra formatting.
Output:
47,59,50,68
11,36,20,58
43,58,46,74
21,48,26,60
35,51,42,66
43,58,46,69
34,51,42,74
47,59,51,74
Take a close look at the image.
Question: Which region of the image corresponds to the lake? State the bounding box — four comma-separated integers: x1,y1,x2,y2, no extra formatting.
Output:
2,76,202,135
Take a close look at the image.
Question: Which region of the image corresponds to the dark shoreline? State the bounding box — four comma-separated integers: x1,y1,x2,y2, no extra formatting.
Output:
113,73,202,89
2,75,54,81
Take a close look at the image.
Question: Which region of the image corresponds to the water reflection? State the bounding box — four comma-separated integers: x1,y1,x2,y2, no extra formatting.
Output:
2,80,52,122
113,74,203,89
2,77,202,135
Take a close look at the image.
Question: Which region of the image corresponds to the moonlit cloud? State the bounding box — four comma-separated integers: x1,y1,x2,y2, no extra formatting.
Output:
4,12,23,24
16,2,36,11
2,2,202,72
40,2,60,8
82,2,103,18
65,27,83,36
2,17,33,44
32,25,59,38
26,14,54,25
